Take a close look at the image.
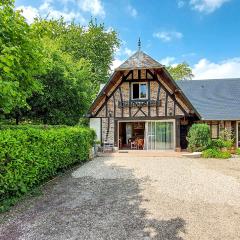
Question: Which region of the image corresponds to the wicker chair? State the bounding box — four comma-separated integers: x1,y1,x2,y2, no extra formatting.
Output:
136,138,144,150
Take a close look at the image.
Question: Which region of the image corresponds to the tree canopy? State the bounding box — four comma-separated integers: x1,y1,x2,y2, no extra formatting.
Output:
166,62,194,80
0,0,44,114
26,19,119,125
27,38,95,125
0,1,120,125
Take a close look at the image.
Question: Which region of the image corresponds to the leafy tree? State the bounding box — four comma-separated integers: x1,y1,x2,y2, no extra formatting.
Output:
1,4,119,125
13,18,119,125
32,18,120,85
166,62,194,80
0,0,44,114
27,39,95,125
62,20,119,84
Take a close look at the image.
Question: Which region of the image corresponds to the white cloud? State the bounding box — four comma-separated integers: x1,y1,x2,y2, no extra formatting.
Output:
16,6,39,24
40,0,86,22
123,47,135,57
127,4,138,17
190,0,230,13
77,0,105,17
192,58,240,79
111,59,124,71
153,31,183,42
159,57,176,66
16,0,86,24
116,46,135,58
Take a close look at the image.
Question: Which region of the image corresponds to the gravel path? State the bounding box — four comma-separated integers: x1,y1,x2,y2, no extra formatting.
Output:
1,156,240,239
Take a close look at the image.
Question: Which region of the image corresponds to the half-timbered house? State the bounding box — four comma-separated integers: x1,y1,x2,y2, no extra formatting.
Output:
88,48,240,151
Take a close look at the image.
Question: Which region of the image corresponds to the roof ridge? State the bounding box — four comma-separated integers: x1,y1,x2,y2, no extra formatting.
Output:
116,50,163,71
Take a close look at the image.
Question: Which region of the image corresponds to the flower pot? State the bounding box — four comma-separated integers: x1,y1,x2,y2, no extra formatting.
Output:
230,147,236,154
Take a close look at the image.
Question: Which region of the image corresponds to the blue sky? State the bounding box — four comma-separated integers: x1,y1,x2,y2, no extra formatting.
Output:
15,0,240,79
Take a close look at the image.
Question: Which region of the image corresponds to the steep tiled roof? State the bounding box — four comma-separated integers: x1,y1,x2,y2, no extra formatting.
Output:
116,50,163,70
177,78,240,120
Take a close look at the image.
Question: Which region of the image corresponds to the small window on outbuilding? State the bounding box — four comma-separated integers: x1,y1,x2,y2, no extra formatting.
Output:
211,124,219,139
132,83,147,100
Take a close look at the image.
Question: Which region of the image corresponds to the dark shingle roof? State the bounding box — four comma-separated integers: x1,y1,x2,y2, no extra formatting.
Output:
116,50,163,70
176,78,240,120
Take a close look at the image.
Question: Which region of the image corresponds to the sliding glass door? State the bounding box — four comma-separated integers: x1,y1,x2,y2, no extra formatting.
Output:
147,121,174,150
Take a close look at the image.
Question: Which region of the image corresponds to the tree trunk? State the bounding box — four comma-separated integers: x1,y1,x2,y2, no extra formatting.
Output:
15,111,20,125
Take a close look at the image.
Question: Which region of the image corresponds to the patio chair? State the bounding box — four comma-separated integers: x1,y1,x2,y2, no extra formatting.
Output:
130,140,138,149
137,138,144,150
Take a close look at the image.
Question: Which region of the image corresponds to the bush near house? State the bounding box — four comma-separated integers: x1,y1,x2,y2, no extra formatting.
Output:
0,126,95,210
202,148,231,159
211,138,233,150
187,124,233,159
187,124,212,152
236,148,240,155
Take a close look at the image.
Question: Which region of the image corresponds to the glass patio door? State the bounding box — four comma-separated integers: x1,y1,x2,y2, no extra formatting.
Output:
147,122,174,150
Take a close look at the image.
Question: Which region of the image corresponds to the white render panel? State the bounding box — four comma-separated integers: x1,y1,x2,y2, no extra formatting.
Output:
90,118,101,141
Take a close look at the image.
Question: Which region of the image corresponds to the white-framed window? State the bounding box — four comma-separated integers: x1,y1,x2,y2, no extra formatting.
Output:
132,82,147,100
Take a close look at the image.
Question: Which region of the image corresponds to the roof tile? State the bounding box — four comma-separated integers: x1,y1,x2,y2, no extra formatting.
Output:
177,79,240,120
116,50,163,70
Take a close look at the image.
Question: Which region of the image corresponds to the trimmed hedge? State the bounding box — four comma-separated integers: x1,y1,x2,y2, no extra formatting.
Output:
0,126,95,203
0,124,68,130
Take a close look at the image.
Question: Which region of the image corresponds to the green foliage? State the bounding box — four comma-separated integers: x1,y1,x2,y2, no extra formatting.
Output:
200,127,233,159
1,2,119,125
0,126,95,205
236,148,240,155
211,138,233,149
27,38,95,125
187,124,211,152
202,148,231,159
7,18,120,125
0,124,68,130
62,19,120,84
219,128,234,143
166,62,194,80
32,18,120,85
0,186,42,212
0,1,44,113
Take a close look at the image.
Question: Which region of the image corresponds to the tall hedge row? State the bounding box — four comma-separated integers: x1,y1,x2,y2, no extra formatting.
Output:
0,126,95,201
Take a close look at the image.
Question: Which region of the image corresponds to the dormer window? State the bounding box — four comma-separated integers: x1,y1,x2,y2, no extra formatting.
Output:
132,83,147,100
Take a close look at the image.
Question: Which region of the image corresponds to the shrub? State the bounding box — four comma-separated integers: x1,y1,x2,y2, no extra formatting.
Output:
202,148,231,159
219,128,234,142
187,124,211,152
211,139,233,149
0,126,95,206
236,148,240,155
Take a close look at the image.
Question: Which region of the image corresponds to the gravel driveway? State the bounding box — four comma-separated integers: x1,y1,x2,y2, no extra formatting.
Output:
1,156,240,240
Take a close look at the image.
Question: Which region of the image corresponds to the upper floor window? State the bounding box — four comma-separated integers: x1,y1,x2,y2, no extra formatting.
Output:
132,83,147,100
